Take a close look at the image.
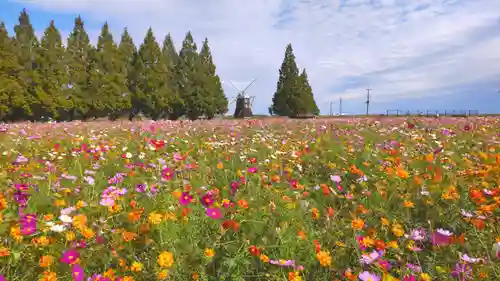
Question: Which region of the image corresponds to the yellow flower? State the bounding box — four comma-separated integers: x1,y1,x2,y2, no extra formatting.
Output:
131,261,144,272
148,212,163,225
381,217,390,226
387,241,399,249
315,251,332,267
204,248,215,258
65,231,76,242
391,224,405,237
420,273,431,281
157,251,174,268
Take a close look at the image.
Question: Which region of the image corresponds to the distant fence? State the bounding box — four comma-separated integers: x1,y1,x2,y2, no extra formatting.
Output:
386,109,479,117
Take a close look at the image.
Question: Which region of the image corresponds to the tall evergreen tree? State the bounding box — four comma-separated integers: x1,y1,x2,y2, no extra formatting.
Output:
118,28,137,120
299,69,319,115
271,43,300,116
199,38,228,118
0,22,27,121
133,27,173,119
161,33,182,120
94,22,130,119
65,16,92,120
178,31,206,120
38,20,68,119
13,8,42,119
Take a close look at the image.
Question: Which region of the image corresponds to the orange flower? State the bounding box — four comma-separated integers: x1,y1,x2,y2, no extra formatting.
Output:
0,247,10,257
237,199,249,209
351,218,365,230
39,255,54,267
122,231,137,242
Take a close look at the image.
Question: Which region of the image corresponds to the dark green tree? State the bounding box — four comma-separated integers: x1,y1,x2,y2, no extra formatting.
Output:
178,31,206,120
199,38,228,118
94,22,130,119
299,68,319,115
118,28,137,120
134,27,174,119
65,16,93,120
13,8,42,119
271,43,300,116
0,22,27,120
161,33,182,120
38,20,69,119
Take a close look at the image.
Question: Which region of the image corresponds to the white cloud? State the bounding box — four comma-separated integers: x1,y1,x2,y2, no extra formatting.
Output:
16,0,500,113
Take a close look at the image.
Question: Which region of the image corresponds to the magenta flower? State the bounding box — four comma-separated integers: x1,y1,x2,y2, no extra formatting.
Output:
72,263,85,281
20,213,37,235
201,193,214,207
179,192,193,206
247,167,257,173
60,248,80,264
206,208,222,220
0,274,5,281
161,167,174,180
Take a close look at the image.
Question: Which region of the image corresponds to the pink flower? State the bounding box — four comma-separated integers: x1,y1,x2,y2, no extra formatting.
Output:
206,208,222,220
60,248,80,264
359,271,380,281
247,167,257,174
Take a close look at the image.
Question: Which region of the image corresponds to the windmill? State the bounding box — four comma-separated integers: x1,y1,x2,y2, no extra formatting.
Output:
228,78,257,118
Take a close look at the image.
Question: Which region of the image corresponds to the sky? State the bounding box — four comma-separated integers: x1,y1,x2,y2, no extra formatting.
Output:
1,0,499,115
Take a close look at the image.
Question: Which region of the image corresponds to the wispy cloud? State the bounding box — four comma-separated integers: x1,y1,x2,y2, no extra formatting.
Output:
14,0,500,113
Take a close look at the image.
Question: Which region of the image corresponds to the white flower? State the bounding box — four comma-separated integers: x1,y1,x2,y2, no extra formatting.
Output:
460,253,483,264
437,228,453,236
125,152,132,159
59,214,73,223
50,224,67,233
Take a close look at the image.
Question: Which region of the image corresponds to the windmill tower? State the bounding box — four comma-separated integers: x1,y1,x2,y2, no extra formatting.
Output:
365,88,371,116
228,78,257,118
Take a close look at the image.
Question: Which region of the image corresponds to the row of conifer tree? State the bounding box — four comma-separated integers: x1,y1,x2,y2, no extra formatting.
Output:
0,9,319,122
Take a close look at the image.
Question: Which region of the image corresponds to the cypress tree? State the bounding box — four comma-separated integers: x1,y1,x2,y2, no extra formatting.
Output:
299,69,319,115
161,33,182,120
38,20,68,120
118,28,137,120
65,16,92,120
271,43,300,116
178,31,206,120
199,38,228,118
94,22,130,119
0,22,27,121
13,8,42,120
134,27,173,119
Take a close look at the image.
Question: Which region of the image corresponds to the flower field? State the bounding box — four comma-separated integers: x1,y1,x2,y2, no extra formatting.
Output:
0,117,499,281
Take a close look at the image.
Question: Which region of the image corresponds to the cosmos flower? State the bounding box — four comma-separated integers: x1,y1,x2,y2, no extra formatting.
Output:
60,248,80,264
206,208,222,220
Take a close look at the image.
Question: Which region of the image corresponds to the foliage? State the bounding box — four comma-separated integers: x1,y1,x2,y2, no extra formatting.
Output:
0,10,230,122
271,44,318,117
0,117,499,281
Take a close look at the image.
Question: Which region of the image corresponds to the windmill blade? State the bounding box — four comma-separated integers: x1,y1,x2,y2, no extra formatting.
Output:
242,78,257,93
228,80,240,93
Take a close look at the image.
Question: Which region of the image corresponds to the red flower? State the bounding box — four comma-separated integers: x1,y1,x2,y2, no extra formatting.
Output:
248,245,260,256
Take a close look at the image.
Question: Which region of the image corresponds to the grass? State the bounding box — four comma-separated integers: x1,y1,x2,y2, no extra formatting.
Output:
0,117,499,281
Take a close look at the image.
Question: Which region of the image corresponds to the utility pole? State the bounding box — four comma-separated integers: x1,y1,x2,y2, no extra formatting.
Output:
365,88,371,116
339,97,342,115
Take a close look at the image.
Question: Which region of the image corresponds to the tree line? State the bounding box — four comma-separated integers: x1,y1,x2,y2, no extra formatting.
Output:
0,9,319,122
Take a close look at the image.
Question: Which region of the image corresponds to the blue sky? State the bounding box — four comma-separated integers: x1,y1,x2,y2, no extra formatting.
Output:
1,0,499,115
